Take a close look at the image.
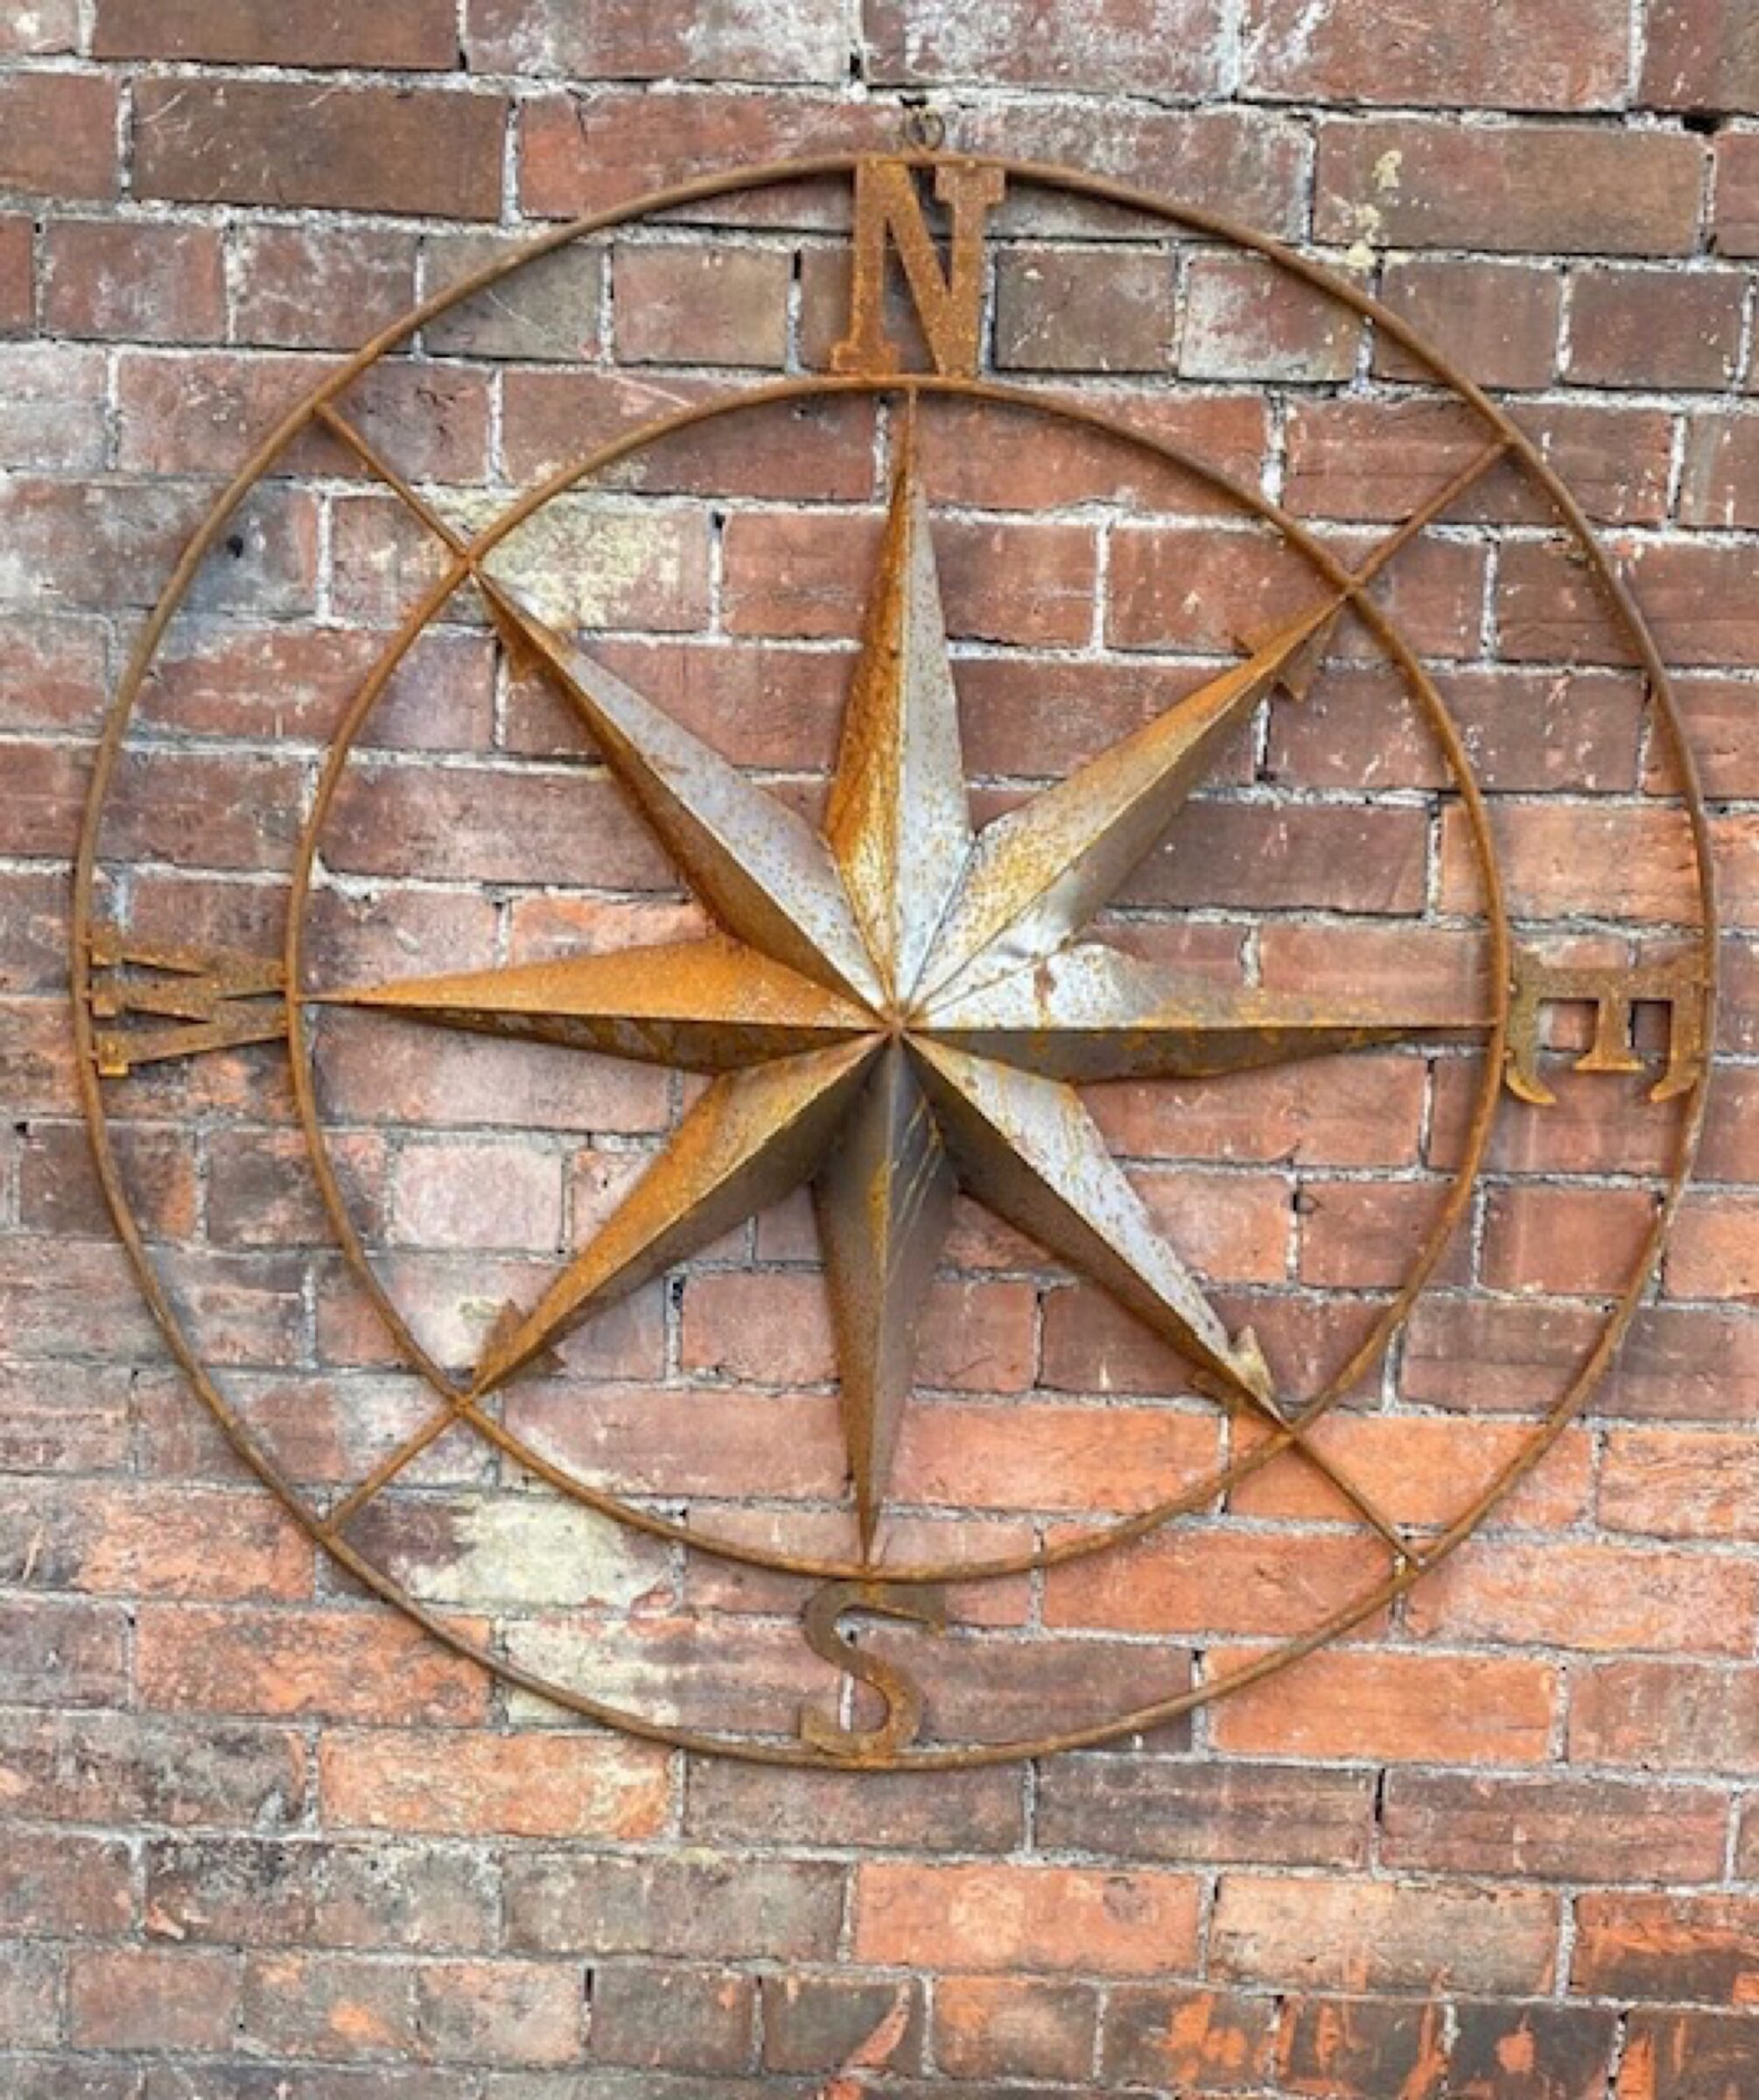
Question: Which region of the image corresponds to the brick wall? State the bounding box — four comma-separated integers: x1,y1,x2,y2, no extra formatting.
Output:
3,2,1758,2095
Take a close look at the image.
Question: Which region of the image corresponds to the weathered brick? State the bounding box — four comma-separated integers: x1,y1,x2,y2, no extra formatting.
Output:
1316,121,1706,254
95,0,459,65
934,1976,1097,2084
1377,255,1564,388
468,0,850,80
0,73,118,200
1103,1984,1279,2091
993,247,1175,374
870,0,1226,94
233,223,419,351
854,1860,1202,1977
1642,0,1759,113
1573,1894,1759,2000
145,1836,496,1952
1209,1647,1559,1765
1037,1756,1373,1867
1566,266,1744,389
1,1829,133,1938
1619,2010,1759,2100
1713,131,1759,256
240,1950,417,2061
1242,0,1630,108
1381,1773,1729,1883
1407,1539,1759,1656
319,1727,669,1838
588,1964,754,2074
69,1948,241,2051
0,211,33,333
613,242,789,366
0,1711,304,1828
135,79,508,218
1210,1876,1558,1995
136,1604,490,1725
504,1854,843,1963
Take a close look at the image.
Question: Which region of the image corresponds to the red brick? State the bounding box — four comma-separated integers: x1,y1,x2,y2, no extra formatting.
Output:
1242,0,1630,108
1482,1185,1662,1298
762,1971,925,2076
1210,1647,1559,1765
1619,2010,1759,2100
686,1760,1021,1854
855,1860,1201,1977
69,1947,240,2050
0,0,77,50
468,0,849,80
1681,416,1759,529
1573,1894,1759,2000
0,1596,129,1707
1299,1178,1465,1290
233,223,418,351
1440,801,1699,921
0,73,118,200
95,0,459,64
1211,1876,1557,1995
415,1959,586,2068
870,0,1226,93
46,219,228,342
0,343,107,469
319,1727,669,1838
589,1963,755,2074
613,241,789,366
994,247,1175,374
1566,266,1744,389
933,1976,1096,2083
137,1604,490,1725
240,1950,416,2060
5,1481,312,1601
1602,1429,1759,1539
504,1853,843,1962
0,212,33,333
1104,1984,1280,2090
135,79,508,219
1713,131,1759,256
1410,1538,1759,1656
1668,1194,1759,1299
1316,121,1706,255
1044,1526,1391,1640
1573,1662,1759,1773
0,1712,305,1829
1377,255,1562,388
1642,0,1759,113
1231,1417,1592,1532
1037,1757,1373,1868
1,1829,133,1938
1181,252,1361,381
1382,1773,1729,1883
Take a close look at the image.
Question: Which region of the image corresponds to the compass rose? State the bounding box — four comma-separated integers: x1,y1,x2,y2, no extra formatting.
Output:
309,416,1483,1559
74,150,1715,1767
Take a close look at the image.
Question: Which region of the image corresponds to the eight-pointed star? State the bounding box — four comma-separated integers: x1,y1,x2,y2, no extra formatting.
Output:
315,423,1485,1558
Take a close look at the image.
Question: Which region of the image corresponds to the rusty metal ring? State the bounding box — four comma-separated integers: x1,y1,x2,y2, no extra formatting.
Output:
74,151,1716,1766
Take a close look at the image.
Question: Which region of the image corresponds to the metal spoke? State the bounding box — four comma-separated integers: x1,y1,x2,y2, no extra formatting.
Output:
814,1042,958,1558
472,1038,880,1396
823,412,973,1002
307,936,875,1073
915,599,1343,1006
925,941,1489,1083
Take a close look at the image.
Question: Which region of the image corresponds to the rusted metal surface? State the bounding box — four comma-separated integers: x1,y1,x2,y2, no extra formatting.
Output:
1506,949,1708,1106
88,927,287,1075
71,149,1718,1768
831,158,1003,379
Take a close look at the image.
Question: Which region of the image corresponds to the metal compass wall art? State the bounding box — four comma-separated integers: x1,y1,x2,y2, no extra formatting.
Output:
76,151,1716,1768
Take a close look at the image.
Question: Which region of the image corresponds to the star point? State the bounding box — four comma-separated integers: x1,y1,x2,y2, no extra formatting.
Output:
318,428,1491,1557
